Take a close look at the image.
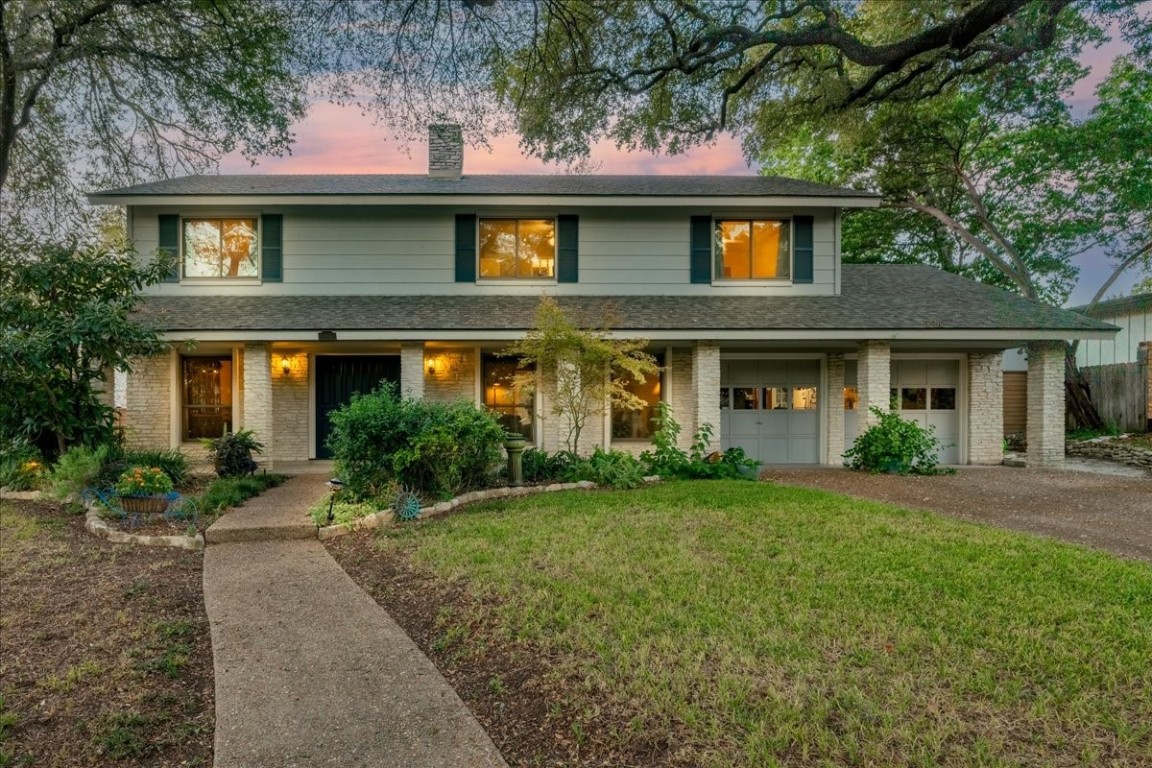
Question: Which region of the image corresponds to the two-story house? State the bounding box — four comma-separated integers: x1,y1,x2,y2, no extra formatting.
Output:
88,125,1115,469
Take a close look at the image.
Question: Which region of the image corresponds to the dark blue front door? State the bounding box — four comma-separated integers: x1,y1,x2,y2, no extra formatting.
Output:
315,355,400,459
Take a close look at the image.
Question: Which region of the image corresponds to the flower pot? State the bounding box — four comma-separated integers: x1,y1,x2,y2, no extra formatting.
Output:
120,494,169,514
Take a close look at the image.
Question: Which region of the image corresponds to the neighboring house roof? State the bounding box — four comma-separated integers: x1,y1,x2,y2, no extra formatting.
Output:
1071,292,1152,318
91,174,876,198
136,265,1115,339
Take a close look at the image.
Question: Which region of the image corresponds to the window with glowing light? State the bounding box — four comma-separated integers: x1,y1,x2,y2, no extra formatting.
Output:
611,355,664,441
482,353,534,439
182,356,232,440
183,218,258,278
478,219,556,279
714,219,791,280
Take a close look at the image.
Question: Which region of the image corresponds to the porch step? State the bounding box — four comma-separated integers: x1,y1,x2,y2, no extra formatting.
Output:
204,475,330,545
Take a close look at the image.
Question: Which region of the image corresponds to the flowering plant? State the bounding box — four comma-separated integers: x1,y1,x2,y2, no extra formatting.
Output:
114,466,174,496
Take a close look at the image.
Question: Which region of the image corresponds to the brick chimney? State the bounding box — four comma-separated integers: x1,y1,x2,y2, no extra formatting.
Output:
428,124,463,179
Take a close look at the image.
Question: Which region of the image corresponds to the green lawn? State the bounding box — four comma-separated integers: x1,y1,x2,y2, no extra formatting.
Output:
378,480,1152,768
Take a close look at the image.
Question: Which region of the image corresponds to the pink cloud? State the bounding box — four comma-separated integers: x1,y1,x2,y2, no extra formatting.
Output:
221,101,752,176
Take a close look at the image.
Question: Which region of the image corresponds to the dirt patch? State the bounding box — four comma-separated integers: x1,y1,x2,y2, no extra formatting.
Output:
326,532,665,768
1,498,212,767
764,466,1152,562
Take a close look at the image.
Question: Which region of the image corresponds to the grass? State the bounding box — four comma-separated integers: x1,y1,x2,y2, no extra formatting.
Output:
378,480,1152,767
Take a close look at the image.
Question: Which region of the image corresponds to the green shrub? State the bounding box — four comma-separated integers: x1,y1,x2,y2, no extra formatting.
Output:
640,404,758,480
564,448,647,489
94,445,189,489
0,438,44,490
202,429,263,478
521,448,575,483
45,444,109,500
843,407,943,474
327,383,504,499
198,473,284,514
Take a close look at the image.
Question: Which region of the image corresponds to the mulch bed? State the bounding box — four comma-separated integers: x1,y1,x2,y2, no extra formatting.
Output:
0,498,213,767
326,531,665,768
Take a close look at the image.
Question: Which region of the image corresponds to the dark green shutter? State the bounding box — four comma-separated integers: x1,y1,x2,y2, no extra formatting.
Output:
261,214,283,282
455,214,477,283
793,215,814,283
158,214,179,282
557,214,578,283
690,216,712,284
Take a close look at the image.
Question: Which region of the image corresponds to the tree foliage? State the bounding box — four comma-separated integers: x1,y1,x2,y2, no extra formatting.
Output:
0,0,304,240
505,297,659,454
295,0,1080,162
0,240,171,455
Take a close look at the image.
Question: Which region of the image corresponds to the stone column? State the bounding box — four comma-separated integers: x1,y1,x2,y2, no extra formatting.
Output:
825,354,845,464
123,350,174,450
667,348,696,450
692,342,721,448
400,343,425,400
242,343,274,468
1026,340,1065,467
967,351,1004,465
857,341,891,429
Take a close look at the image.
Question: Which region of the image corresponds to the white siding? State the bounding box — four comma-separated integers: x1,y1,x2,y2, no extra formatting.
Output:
131,205,839,297
1076,310,1151,367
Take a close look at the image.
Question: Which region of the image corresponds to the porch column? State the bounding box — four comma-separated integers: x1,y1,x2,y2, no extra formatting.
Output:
400,343,425,400
857,340,891,429
1026,340,1065,467
242,342,275,468
1141,341,1152,432
825,354,845,464
692,342,721,447
967,352,1004,464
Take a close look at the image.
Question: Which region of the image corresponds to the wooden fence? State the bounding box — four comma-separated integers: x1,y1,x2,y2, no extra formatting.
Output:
1081,362,1150,433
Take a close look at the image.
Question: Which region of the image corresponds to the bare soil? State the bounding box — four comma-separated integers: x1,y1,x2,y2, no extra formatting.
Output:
0,498,213,767
765,465,1152,563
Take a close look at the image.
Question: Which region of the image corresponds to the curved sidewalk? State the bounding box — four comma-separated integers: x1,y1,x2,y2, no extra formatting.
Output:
204,476,507,768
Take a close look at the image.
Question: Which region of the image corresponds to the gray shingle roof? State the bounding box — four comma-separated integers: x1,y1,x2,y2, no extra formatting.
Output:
136,265,1114,335
1071,292,1152,318
91,174,877,199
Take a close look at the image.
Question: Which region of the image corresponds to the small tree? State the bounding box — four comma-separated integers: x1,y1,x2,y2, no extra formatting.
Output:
506,297,659,454
0,240,171,456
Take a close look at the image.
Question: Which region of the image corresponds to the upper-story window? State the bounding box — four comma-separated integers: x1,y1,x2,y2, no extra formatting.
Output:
479,218,556,279
183,218,258,278
714,219,791,280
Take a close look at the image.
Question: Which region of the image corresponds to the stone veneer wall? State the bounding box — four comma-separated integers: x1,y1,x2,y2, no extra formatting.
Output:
400,344,425,400
123,351,173,449
667,348,696,451
272,353,310,461
1026,340,1065,467
857,341,891,429
425,349,476,403
692,343,721,446
825,354,845,464
242,343,274,466
967,352,1004,465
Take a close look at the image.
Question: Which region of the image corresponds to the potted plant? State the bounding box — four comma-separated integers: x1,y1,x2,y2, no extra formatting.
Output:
115,466,175,514
202,428,263,477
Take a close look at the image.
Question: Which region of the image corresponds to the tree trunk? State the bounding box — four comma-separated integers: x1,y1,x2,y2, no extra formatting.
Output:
1064,345,1104,430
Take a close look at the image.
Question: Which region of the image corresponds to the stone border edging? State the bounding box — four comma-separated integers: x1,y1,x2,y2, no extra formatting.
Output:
317,480,603,541
1066,436,1152,469
84,497,205,551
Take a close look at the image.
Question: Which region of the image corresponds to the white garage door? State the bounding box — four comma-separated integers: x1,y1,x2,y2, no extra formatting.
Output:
720,360,821,464
844,359,960,465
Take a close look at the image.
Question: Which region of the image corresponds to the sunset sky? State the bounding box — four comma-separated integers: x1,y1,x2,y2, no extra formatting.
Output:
219,33,1141,305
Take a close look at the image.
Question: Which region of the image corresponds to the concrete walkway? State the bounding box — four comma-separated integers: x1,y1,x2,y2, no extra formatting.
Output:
203,476,507,768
